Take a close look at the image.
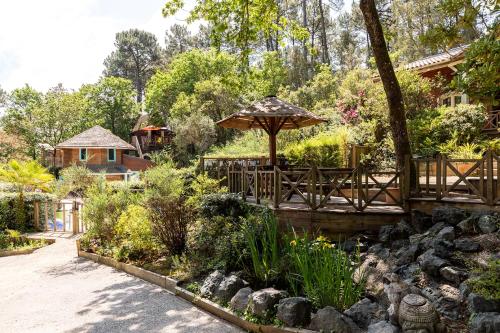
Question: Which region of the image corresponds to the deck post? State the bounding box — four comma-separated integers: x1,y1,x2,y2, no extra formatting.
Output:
44,201,48,231
487,149,494,205
72,201,79,235
199,157,205,173
34,201,40,230
436,154,442,201
356,167,363,211
241,167,246,201
273,166,280,208
62,203,66,232
255,167,260,204
311,165,317,210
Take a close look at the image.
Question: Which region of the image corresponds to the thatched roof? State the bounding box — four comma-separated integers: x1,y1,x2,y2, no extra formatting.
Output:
56,125,135,150
216,96,326,131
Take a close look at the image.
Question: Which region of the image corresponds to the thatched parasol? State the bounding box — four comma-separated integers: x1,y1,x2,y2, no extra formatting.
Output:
216,96,326,165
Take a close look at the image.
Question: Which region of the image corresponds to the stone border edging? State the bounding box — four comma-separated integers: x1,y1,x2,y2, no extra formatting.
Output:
76,240,315,333
0,238,55,257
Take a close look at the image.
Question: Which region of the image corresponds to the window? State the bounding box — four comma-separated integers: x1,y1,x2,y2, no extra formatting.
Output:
442,97,451,107
108,148,116,162
79,148,87,161
454,95,462,105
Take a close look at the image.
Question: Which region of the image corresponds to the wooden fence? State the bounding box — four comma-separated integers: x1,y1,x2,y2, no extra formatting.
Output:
207,150,500,211
33,200,85,234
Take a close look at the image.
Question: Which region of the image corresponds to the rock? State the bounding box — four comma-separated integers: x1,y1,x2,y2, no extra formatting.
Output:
435,284,462,320
432,207,467,226
454,238,481,252
432,239,454,258
276,297,312,327
248,288,288,317
309,306,361,333
436,226,455,242
230,287,253,312
200,270,224,298
457,217,476,234
477,215,499,233
384,279,412,325
421,286,442,303
427,222,447,236
440,266,468,285
417,249,448,276
459,281,471,298
368,243,391,259
393,220,415,238
468,293,500,313
367,321,400,333
379,225,394,243
342,240,368,253
409,233,426,245
213,274,246,303
469,312,500,333
411,210,433,233
395,244,419,266
344,298,388,329
398,294,442,333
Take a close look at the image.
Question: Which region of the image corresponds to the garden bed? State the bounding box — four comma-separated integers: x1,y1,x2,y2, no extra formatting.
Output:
76,239,314,333
0,236,54,257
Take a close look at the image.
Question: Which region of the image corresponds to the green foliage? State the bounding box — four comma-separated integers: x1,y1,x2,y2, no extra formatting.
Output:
200,193,248,220
242,209,281,285
467,260,500,300
186,173,227,208
55,165,97,199
454,33,500,105
115,205,155,255
286,234,364,310
284,133,343,167
435,104,488,145
0,230,47,251
143,161,185,201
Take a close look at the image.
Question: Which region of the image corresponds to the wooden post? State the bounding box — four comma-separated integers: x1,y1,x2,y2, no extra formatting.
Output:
487,149,494,205
357,167,363,211
311,165,317,210
34,201,40,230
442,155,447,199
241,167,247,201
269,133,277,166
436,154,442,201
199,157,205,173
273,166,280,208
255,167,260,204
72,202,79,235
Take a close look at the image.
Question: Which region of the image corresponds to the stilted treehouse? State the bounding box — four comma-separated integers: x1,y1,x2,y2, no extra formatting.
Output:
130,114,175,159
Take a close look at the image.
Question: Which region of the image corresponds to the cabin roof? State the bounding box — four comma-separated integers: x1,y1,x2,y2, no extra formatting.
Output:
56,125,135,150
404,45,468,72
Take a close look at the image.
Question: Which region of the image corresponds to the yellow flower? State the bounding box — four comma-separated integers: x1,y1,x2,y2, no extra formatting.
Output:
290,240,297,247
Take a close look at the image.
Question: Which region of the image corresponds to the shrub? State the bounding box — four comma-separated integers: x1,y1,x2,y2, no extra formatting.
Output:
200,193,248,220
186,172,227,208
467,259,500,300
242,209,281,285
284,133,343,167
286,233,364,310
55,165,97,198
149,197,195,255
115,205,155,256
434,104,488,145
144,161,185,201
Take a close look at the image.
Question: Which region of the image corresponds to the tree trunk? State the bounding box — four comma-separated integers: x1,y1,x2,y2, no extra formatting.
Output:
359,0,412,169
318,0,330,64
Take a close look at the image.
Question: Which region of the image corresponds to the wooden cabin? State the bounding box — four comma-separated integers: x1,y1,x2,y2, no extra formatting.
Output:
54,125,153,180
131,114,175,159
405,45,500,133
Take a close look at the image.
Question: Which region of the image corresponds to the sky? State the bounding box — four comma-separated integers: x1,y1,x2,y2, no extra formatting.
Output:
0,0,194,93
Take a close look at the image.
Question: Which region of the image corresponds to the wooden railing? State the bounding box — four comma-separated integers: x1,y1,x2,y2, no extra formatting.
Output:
484,111,500,131
412,150,500,204
227,165,406,211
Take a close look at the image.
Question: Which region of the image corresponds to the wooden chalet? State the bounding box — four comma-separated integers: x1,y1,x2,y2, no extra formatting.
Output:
405,45,500,133
53,125,153,180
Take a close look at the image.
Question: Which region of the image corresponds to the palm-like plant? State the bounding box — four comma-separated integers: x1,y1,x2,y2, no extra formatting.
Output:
0,160,54,229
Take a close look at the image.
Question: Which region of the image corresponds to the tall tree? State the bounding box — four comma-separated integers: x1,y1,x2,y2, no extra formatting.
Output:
0,85,6,107
359,0,411,168
104,29,162,103
165,24,194,59
81,77,139,140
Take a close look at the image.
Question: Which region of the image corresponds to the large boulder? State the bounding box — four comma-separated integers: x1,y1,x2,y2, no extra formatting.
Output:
440,266,468,285
432,207,467,226
200,270,224,298
436,226,455,242
457,217,476,234
230,287,253,312
276,297,312,327
469,312,500,333
417,249,448,276
477,215,499,234
213,274,247,303
432,238,454,258
367,321,400,333
454,238,481,252
309,306,361,333
248,288,288,317
468,293,500,313
344,298,388,329
395,244,419,267
379,225,395,243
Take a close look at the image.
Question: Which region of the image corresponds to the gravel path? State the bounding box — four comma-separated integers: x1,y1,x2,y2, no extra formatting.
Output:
0,233,242,333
